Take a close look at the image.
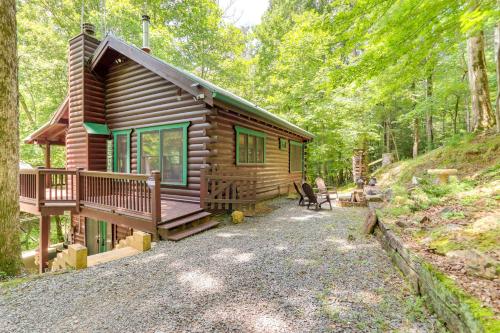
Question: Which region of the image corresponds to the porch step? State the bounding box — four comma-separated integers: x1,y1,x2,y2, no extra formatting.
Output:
165,220,220,241
158,211,212,230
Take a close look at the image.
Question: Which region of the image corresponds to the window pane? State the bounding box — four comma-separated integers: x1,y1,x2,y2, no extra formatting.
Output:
248,135,256,163
140,131,160,174
238,133,247,163
161,128,184,183
290,144,302,172
256,137,264,163
116,134,128,173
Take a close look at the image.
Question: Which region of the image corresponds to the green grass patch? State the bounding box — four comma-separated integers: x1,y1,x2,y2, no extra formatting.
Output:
0,275,37,290
442,211,466,220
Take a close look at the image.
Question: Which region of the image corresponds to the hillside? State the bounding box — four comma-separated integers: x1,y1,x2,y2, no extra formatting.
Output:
374,133,500,316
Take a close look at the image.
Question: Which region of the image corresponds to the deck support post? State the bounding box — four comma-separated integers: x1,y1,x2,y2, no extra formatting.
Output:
39,215,50,273
150,170,161,240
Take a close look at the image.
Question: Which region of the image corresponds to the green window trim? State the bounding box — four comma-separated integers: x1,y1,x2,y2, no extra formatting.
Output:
289,140,304,173
112,129,132,173
235,125,266,165
136,122,189,186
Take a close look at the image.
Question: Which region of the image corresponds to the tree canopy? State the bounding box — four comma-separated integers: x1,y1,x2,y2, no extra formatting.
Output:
18,0,500,184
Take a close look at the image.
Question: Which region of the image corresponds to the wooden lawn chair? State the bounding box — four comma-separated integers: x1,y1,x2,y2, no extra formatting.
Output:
315,177,339,201
302,182,332,210
293,181,308,206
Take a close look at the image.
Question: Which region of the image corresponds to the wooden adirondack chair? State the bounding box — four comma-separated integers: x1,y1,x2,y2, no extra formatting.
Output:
315,177,339,201
293,181,308,206
302,182,332,210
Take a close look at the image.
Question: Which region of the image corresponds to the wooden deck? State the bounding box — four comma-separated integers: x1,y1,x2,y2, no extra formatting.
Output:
19,168,221,273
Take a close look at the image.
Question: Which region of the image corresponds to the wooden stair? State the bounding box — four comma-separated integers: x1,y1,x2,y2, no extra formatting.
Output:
157,209,218,241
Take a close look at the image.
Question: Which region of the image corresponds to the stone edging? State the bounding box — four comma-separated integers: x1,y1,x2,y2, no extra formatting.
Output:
374,210,499,333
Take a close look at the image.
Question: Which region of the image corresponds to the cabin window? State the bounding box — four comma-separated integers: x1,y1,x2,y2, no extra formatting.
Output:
289,141,303,173
235,126,266,165
279,138,288,150
113,130,131,173
136,122,189,186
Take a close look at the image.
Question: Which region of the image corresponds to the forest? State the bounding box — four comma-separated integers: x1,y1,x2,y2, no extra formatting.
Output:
17,0,500,185
1,1,500,330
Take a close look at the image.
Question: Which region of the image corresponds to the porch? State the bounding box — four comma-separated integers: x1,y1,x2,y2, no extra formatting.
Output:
19,167,259,273
19,168,214,273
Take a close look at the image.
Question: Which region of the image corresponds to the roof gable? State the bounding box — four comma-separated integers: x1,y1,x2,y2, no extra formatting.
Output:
90,36,314,139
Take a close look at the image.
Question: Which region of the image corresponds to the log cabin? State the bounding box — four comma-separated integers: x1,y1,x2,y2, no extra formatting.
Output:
20,19,313,272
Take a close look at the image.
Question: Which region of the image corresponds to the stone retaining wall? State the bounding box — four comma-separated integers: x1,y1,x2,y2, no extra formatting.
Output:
374,212,499,333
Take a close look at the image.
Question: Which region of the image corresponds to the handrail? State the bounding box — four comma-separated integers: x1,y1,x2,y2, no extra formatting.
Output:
19,169,162,231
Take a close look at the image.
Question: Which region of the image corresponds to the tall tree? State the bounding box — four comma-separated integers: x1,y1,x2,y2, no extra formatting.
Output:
425,74,434,151
495,7,500,133
466,30,496,131
0,0,21,276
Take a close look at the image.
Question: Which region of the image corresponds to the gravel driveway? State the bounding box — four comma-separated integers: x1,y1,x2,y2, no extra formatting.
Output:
1,199,442,332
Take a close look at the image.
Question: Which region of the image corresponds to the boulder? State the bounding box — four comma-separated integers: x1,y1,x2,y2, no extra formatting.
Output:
446,249,499,280
231,211,245,224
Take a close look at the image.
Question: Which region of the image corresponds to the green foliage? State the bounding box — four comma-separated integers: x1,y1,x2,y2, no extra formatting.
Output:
16,0,500,184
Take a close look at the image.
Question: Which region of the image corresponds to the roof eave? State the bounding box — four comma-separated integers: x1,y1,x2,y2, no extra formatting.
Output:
212,92,314,139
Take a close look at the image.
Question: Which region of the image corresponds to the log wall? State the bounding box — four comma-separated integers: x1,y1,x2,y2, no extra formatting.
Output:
210,108,307,200
105,58,213,201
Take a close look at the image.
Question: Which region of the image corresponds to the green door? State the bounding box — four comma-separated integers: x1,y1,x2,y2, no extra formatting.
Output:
85,219,111,255
98,221,107,253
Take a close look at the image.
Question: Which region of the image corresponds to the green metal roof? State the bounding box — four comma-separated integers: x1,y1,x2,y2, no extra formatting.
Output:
149,57,315,139
90,36,314,139
83,122,110,135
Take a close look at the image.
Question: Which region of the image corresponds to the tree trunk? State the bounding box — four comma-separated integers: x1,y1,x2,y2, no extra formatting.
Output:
384,118,391,153
453,95,459,134
0,0,21,276
425,74,434,151
465,94,471,132
413,117,419,158
55,216,64,243
467,31,496,131
495,16,500,133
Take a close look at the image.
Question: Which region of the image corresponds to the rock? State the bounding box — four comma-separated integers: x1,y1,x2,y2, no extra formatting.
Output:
446,250,499,280
411,176,420,185
440,207,453,214
361,209,378,234
443,224,462,232
231,210,245,224
396,221,408,228
470,215,500,234
419,216,431,224
410,188,431,206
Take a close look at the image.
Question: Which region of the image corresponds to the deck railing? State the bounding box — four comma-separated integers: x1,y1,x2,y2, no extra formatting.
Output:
19,169,38,204
200,167,257,212
19,169,162,225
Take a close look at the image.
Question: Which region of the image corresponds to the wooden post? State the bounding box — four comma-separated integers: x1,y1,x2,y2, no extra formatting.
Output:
150,171,161,238
75,168,83,212
44,144,51,188
199,167,207,209
39,215,50,273
36,167,45,210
